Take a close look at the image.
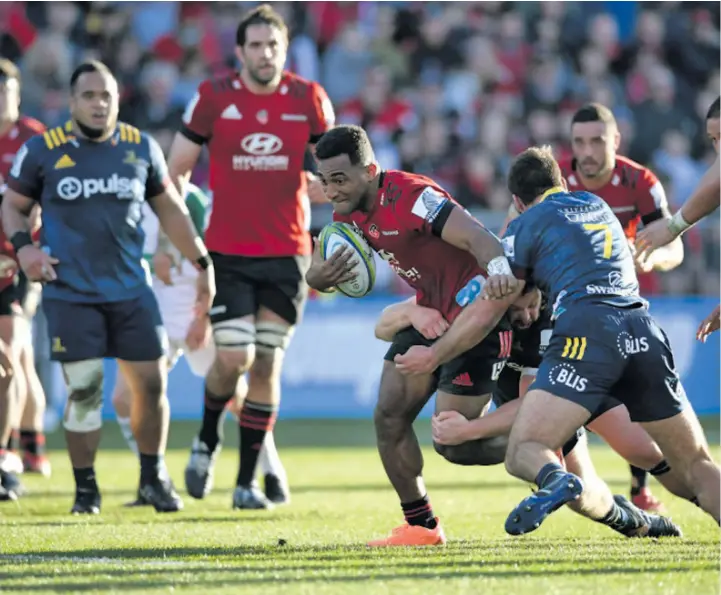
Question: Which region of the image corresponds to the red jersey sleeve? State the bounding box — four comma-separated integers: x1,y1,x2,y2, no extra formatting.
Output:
636,167,668,224
308,82,335,143
399,183,454,236
180,80,216,145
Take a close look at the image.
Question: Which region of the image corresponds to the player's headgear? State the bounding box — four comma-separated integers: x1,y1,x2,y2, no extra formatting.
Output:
507,145,564,205
315,125,375,166
236,3,288,47
0,58,20,86
706,97,720,120
70,60,114,91
571,103,617,128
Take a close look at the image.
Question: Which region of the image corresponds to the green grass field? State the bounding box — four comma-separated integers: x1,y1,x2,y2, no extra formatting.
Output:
1,420,719,595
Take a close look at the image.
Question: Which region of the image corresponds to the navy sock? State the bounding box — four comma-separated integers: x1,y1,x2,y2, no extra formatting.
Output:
139,453,165,483
630,465,648,496
535,462,566,490
401,495,437,529
73,467,97,491
599,501,638,536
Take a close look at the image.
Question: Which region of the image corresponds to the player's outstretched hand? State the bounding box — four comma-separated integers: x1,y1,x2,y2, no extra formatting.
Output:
627,239,654,274
306,237,358,291
432,411,472,446
409,306,448,340
16,245,58,282
696,304,720,343
153,252,177,286
636,219,677,257
394,345,438,376
482,274,518,300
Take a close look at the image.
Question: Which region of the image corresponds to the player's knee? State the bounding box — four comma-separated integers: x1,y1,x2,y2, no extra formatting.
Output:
249,349,283,383
213,318,256,373
373,401,408,438
434,437,507,467
62,359,104,433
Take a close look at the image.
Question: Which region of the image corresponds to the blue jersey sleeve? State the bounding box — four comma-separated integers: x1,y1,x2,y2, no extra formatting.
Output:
501,216,534,280
6,137,45,201
145,135,170,199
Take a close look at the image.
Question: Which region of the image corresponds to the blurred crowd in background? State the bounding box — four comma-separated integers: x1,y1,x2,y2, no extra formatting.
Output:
0,1,718,296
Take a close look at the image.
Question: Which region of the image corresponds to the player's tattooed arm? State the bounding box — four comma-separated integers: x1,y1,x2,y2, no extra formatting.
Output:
375,297,449,342
439,207,517,283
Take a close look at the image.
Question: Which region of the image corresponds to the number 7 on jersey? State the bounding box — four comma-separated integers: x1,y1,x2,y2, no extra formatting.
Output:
583,223,612,259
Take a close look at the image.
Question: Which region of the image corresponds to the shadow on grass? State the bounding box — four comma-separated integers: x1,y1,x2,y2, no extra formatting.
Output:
3,562,717,592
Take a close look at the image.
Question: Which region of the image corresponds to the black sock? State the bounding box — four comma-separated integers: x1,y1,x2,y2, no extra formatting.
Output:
236,400,276,487
8,429,19,452
198,387,234,452
73,467,98,492
599,500,638,536
20,430,45,456
401,495,437,529
139,453,166,483
630,465,648,496
535,462,566,490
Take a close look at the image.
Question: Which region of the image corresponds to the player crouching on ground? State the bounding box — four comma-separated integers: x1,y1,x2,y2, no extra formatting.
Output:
378,292,685,538
2,61,215,514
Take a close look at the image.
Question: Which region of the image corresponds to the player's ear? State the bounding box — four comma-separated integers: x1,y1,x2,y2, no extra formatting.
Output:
365,162,378,180
613,128,621,151
512,194,525,213
561,177,568,191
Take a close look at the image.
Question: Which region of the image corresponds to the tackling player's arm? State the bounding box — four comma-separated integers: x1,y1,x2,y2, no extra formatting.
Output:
374,296,449,342
633,171,683,272
636,155,720,254
2,139,58,281
433,370,534,445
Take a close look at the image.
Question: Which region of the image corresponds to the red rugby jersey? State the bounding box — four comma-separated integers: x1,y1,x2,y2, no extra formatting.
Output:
334,170,488,323
181,71,334,257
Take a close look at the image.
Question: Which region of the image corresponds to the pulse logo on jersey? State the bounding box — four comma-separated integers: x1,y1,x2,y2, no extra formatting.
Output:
548,362,587,392
57,175,144,201
233,133,289,171
411,187,447,223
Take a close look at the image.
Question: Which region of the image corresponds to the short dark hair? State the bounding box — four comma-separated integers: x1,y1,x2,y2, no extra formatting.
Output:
0,58,20,85
508,145,563,205
70,60,114,91
236,4,288,47
315,125,375,166
706,97,720,120
571,103,617,128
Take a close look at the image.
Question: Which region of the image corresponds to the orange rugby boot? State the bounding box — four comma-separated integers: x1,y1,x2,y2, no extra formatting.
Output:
367,518,447,547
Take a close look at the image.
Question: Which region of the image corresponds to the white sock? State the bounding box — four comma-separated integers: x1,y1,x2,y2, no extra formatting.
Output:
258,431,286,481
117,416,139,456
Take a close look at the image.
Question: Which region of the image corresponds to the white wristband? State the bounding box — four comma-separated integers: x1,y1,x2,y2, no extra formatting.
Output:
488,256,513,276
667,210,691,238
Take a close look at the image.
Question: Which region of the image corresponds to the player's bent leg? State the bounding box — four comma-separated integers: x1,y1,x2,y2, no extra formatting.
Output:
433,392,507,466
62,358,104,514
564,433,681,538
640,408,721,524
233,308,293,510
368,361,445,547
588,405,694,503
185,315,256,500
504,389,592,535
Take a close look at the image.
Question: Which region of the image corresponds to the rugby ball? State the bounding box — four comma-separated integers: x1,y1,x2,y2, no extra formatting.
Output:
318,222,375,298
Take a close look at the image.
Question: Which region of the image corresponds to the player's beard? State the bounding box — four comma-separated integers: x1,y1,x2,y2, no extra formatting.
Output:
75,118,109,140
247,64,279,87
